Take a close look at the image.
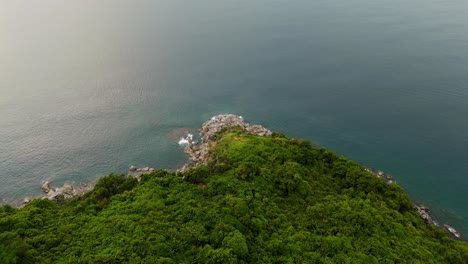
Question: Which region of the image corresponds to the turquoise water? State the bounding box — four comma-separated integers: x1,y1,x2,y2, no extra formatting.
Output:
1,1,467,235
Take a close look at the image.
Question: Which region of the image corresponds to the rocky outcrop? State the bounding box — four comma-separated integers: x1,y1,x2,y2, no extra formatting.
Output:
41,181,55,194
128,166,155,181
415,204,438,226
414,204,462,239
200,114,271,141
41,181,93,201
365,168,395,184
180,114,271,172
32,165,156,203
444,224,462,239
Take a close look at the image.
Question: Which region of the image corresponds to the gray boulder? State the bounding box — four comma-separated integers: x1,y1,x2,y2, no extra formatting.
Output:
41,181,54,194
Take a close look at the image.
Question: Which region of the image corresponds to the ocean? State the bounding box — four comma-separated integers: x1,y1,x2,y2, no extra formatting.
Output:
1,0,467,236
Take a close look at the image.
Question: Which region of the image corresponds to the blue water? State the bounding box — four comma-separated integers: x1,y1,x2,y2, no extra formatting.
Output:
1,0,467,235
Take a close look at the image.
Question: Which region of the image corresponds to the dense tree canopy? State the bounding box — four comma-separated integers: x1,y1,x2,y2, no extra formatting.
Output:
1,128,467,263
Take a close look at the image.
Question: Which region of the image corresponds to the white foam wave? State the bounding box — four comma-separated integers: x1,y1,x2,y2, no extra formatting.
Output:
178,133,193,145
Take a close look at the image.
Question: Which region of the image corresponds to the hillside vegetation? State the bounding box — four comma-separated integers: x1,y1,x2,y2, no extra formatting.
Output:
1,127,468,263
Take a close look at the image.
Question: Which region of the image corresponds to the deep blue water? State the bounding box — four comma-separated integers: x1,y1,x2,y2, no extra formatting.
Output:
1,0,467,235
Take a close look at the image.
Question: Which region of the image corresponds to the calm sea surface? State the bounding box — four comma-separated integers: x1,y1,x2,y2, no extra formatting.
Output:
1,1,467,235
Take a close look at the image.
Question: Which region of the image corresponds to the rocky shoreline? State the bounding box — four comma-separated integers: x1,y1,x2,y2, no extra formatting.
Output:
180,114,272,172
23,114,462,240
128,165,156,181
365,168,396,184
29,166,156,205
36,180,95,202
364,168,462,239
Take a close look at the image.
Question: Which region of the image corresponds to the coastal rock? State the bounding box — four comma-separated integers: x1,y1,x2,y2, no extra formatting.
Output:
41,181,54,194
39,181,94,201
444,224,462,239
47,184,73,200
246,124,271,136
180,114,271,172
62,184,74,195
366,169,395,184
414,204,440,227
128,166,156,181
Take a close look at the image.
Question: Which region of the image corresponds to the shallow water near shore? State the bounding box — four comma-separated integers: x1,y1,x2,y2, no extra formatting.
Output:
1,0,468,236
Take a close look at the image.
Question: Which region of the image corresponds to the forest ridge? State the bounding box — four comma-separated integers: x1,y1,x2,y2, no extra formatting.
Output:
1,125,468,263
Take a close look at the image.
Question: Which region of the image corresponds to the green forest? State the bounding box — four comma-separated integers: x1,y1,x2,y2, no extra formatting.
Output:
1,127,468,263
